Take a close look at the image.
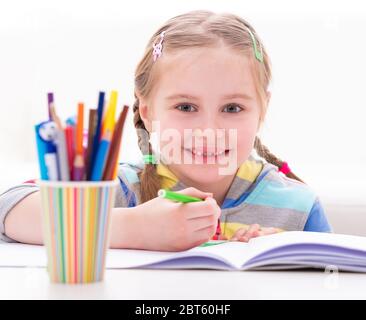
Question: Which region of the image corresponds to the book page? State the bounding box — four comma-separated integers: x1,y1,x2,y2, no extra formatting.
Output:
0,241,251,270
241,231,366,269
249,231,366,253
107,241,250,270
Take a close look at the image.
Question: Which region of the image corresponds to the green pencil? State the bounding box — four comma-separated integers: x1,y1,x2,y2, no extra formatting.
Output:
157,189,203,203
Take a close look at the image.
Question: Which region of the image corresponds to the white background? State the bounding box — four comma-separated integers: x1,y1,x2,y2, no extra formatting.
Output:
0,0,365,233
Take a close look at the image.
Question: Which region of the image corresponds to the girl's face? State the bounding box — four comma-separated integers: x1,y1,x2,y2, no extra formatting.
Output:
140,45,265,185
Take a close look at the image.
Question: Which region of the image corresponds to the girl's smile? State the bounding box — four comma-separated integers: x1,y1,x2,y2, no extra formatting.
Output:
182,147,231,164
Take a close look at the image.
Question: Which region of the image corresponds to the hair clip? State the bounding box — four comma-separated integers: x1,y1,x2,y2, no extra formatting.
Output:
279,162,291,175
152,31,166,62
245,27,263,63
143,154,157,164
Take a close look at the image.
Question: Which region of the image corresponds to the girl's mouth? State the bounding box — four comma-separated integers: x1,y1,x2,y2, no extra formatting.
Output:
183,148,230,161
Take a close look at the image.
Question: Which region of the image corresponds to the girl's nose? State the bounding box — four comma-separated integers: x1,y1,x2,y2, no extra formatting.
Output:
194,112,220,132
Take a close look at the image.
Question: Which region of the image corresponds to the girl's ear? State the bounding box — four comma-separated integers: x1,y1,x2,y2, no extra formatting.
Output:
138,98,152,132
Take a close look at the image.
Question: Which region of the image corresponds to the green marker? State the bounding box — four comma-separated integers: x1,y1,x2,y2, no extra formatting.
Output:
158,188,224,245
158,189,203,203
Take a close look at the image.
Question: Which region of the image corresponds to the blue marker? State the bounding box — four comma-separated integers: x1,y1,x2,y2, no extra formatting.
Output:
35,121,59,180
88,91,105,179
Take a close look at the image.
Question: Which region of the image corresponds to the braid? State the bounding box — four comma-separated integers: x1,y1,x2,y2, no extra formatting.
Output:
133,97,161,203
254,137,304,183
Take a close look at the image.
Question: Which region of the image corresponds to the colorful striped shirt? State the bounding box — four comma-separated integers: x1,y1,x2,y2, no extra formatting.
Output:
0,156,331,243
116,156,332,239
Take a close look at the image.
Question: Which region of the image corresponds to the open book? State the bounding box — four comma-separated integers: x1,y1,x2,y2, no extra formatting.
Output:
1,231,366,272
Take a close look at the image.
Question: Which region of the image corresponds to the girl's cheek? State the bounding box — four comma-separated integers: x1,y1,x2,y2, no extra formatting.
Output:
235,124,259,156
157,118,185,134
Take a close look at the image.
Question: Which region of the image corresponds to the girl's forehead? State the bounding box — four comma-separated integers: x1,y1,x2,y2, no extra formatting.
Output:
154,46,257,97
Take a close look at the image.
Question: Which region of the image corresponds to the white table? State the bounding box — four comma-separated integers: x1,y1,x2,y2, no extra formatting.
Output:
1,267,366,300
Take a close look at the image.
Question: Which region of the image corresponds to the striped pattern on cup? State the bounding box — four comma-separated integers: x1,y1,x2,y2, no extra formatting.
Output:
38,180,117,284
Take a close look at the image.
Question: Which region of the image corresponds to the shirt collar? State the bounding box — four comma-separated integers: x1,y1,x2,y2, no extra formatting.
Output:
156,155,264,205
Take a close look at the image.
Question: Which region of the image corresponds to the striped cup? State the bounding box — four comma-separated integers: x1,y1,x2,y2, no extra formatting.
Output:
38,180,118,284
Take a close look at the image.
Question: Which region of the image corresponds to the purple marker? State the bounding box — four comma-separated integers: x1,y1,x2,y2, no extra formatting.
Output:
47,92,54,120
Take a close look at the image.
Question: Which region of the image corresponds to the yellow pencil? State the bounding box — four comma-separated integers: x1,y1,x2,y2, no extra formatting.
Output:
101,90,117,137
90,91,118,181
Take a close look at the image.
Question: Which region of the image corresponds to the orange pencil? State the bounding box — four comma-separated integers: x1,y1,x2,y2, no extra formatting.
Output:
72,102,85,181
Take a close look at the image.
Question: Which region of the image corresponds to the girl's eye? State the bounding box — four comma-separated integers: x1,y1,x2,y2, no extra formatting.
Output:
222,104,243,113
175,104,197,112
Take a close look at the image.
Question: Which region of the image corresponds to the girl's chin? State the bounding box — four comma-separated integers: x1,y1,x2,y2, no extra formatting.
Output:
178,161,232,182
178,169,225,185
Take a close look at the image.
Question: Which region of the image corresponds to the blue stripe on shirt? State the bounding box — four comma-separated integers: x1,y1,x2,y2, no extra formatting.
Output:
303,198,332,232
221,169,270,209
118,176,137,207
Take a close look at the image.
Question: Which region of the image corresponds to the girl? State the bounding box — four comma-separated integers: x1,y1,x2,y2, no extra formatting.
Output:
0,10,331,251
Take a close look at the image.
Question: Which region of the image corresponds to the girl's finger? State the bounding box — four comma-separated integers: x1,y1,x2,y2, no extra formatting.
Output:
230,227,248,241
184,197,220,219
194,224,217,241
189,214,218,232
244,224,261,238
258,227,278,236
238,224,261,242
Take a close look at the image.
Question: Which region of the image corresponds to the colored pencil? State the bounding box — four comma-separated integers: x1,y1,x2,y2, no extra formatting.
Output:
65,126,75,177
89,92,105,178
49,103,70,181
90,91,117,181
101,90,117,138
47,92,54,120
102,105,129,180
85,109,97,179
72,103,85,181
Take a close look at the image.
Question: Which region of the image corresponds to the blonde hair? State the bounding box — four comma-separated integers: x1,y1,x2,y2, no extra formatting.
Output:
133,10,303,203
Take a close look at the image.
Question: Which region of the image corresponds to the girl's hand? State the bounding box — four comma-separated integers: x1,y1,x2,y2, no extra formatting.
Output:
230,224,279,242
134,187,221,252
